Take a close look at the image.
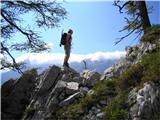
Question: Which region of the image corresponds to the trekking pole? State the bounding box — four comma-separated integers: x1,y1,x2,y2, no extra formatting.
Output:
61,29,64,35
60,29,64,47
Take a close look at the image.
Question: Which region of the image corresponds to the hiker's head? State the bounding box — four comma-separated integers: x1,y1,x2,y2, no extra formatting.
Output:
68,29,73,34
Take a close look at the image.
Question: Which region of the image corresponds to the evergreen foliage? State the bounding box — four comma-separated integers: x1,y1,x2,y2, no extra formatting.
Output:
114,1,151,45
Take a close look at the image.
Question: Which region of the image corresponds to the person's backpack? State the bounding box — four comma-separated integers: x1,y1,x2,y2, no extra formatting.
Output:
60,32,67,47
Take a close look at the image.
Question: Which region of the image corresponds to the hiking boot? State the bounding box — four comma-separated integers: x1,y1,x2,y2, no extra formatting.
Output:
65,62,69,68
63,62,69,68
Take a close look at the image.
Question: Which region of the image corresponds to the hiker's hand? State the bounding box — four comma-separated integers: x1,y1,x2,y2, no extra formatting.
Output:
59,44,61,47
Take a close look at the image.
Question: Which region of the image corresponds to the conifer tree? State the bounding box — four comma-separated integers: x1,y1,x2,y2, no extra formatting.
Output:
114,0,151,45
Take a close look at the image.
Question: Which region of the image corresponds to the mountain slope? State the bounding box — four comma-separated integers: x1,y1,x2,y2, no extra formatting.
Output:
1,25,160,120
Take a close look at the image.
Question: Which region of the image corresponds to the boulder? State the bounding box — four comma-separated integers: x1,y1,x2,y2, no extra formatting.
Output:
101,42,158,80
81,69,101,87
1,70,38,120
128,82,160,120
59,92,81,106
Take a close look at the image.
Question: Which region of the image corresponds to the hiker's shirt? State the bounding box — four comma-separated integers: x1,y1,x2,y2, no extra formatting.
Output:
64,33,72,55
66,33,72,47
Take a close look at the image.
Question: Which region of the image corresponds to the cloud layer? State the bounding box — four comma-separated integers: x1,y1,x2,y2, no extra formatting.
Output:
16,51,125,63
1,51,125,85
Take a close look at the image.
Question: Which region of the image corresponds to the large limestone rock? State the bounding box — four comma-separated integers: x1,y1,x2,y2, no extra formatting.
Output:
81,69,101,88
2,65,102,120
1,70,38,120
22,66,82,120
1,65,83,120
101,42,158,80
128,81,160,120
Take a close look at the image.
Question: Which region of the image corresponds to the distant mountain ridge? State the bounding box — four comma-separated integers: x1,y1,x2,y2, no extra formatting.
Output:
1,52,124,85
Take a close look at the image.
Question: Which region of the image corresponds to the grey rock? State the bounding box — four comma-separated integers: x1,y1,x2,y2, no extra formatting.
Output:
38,65,62,92
65,82,79,95
101,42,158,80
128,82,160,120
59,92,81,106
1,70,37,120
21,66,81,120
80,86,89,96
128,88,138,106
99,100,107,106
81,69,101,87
96,112,105,119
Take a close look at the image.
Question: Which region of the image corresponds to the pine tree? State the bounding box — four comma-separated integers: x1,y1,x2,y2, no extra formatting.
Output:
114,0,151,45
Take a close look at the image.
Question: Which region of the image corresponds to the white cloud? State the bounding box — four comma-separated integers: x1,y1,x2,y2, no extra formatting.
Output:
58,0,157,2
1,51,125,85
16,51,125,64
14,51,125,74
57,0,116,2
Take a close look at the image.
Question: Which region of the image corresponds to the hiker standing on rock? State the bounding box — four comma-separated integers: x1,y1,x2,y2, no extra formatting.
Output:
60,29,73,68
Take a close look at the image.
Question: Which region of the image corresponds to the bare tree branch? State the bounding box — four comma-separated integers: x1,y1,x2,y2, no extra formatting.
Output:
113,1,131,13
113,1,151,45
114,24,142,45
1,0,67,71
1,42,23,74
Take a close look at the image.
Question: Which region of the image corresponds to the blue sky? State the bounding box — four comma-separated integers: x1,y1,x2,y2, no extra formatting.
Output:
6,1,160,57
1,0,160,83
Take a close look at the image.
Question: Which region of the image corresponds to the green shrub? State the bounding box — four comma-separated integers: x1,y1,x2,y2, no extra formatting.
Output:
55,104,84,120
140,52,160,83
93,78,117,97
104,92,128,120
141,25,160,44
21,68,38,83
22,68,37,77
117,64,143,91
22,107,36,119
117,52,160,91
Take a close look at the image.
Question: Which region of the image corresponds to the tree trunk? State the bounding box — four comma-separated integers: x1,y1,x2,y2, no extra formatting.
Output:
138,1,151,32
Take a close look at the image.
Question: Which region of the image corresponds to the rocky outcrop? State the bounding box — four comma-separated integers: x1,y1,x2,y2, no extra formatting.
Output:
22,66,82,120
101,42,157,80
128,81,160,120
81,69,101,88
1,66,102,120
1,70,38,120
